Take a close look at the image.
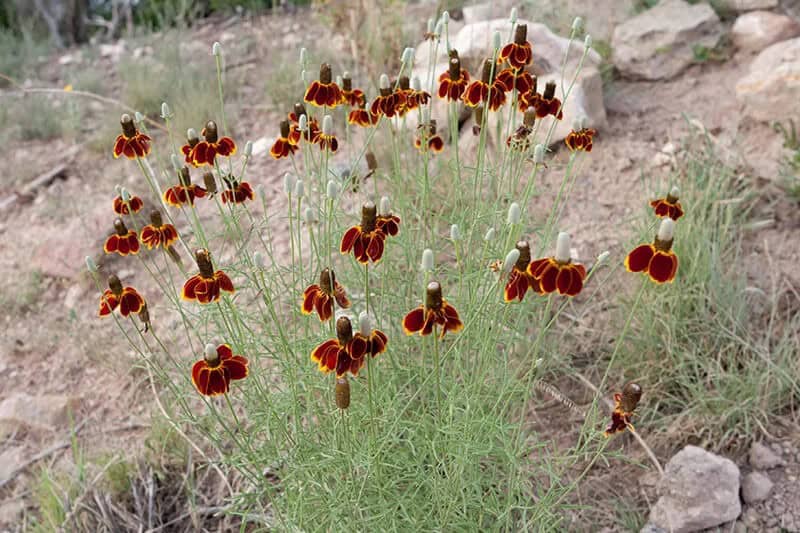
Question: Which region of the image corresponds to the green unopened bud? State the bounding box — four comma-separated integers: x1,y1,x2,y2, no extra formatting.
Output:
160,102,172,119
326,179,340,199
441,11,449,26
434,20,443,37
294,179,304,198
322,115,333,136
584,34,592,49
170,154,183,171
401,47,414,64
283,172,296,196
301,69,308,85
509,7,518,24
253,252,265,269
244,140,253,157
120,187,131,202
379,74,390,90
450,224,461,241
134,111,145,125
85,256,98,273
212,41,222,56
304,206,317,223
484,227,496,241
572,17,584,33
299,47,308,65
596,251,610,266
427,18,435,33
507,202,521,225
358,311,372,337
502,248,521,274
555,232,571,263
379,196,391,215
492,31,502,50
534,144,546,163
421,248,434,272
298,114,308,132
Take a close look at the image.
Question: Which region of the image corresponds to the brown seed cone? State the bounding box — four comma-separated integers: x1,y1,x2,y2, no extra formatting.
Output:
425,281,443,311
335,377,350,409
620,382,642,413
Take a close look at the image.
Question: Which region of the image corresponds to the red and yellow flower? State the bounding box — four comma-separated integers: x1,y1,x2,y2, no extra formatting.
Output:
318,115,338,152
650,187,684,221
186,120,236,167
376,210,401,238
414,120,445,154
180,128,200,164
104,218,140,256
625,219,679,284
270,120,299,159
438,51,470,101
191,343,249,396
310,316,371,377
504,241,542,302
496,67,535,95
604,382,642,437
348,102,380,127
182,248,235,304
140,210,178,250
506,110,536,151
565,127,597,152
341,74,366,107
463,59,507,112
370,74,406,118
113,193,143,215
395,76,430,115
163,167,207,207
524,80,563,120
402,281,463,338
220,178,254,205
304,63,343,108
301,268,351,322
288,103,321,145
340,202,387,264
498,24,533,71
528,232,586,296
112,114,151,159
98,274,144,318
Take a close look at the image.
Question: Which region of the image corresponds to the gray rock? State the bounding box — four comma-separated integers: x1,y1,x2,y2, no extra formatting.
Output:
741,471,774,503
731,11,800,52
0,500,25,527
736,37,800,122
749,441,784,469
648,445,741,533
0,447,25,482
639,524,667,533
715,0,778,11
0,393,80,438
461,3,494,25
611,0,723,80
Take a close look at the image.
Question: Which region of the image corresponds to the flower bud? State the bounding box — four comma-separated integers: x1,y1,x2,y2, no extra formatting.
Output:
322,114,333,136
484,227,496,241
411,76,422,91
620,382,643,413
502,248,521,274
441,11,449,26
492,31,502,50
283,172,296,196
301,69,308,85
335,377,350,409
401,47,414,64
294,179,304,198
427,18,435,33
572,17,584,33
304,206,317,223
421,248,434,272
120,187,131,202
358,311,372,337
596,251,610,266
533,144,545,164
244,140,253,157
255,184,265,200
657,218,675,241
366,151,378,171
335,75,343,87
509,7,518,24
299,47,308,65
253,251,265,269
584,34,593,49
160,102,172,119
555,232,571,263
134,111,145,126
170,154,183,171
326,179,340,199
114,184,121,195
507,202,521,225
379,74,390,90
212,42,222,56
450,224,461,241
298,114,308,132
379,196,391,215
85,256,98,273
434,20,443,37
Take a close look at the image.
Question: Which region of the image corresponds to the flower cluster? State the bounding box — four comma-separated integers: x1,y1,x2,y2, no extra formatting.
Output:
625,187,684,284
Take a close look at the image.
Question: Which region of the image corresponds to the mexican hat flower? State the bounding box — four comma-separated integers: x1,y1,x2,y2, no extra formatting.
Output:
182,248,235,304
340,73,366,107
220,176,254,205
318,115,338,152
650,186,684,221
104,218,140,256
370,74,406,119
301,268,351,322
523,80,563,120
395,76,430,116
528,232,586,296
355,311,388,359
414,119,444,154
506,109,536,151
310,316,370,377
348,102,380,127
191,343,249,396
98,274,145,318
140,210,178,250
498,24,532,71
625,218,679,284
112,192,143,215
186,120,236,167
504,241,541,302
112,114,151,159
604,382,642,437
496,67,535,95
270,120,299,159
402,281,463,338
304,63,343,108
463,59,507,112
565,124,597,152
163,167,207,207
340,201,387,264
437,51,470,101
376,196,401,237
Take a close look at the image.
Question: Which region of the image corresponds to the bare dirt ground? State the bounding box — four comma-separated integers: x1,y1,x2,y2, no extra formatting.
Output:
1,2,798,530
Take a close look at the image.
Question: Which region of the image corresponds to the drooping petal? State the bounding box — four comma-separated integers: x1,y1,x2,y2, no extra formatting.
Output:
119,289,144,317
225,355,249,381
442,302,463,335
539,263,558,294
340,226,361,254
182,275,202,300
648,251,678,284
206,368,229,395
301,285,319,315
555,266,574,295
565,264,584,296
402,306,426,334
370,330,388,356
625,244,655,273
192,362,211,395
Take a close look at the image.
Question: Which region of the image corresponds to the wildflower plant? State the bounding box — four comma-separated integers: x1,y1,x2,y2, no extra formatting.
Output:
83,11,733,529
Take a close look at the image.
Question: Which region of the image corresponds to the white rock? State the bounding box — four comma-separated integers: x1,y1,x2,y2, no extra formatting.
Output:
612,0,723,80
649,445,741,533
0,393,80,438
0,446,25,481
715,0,778,11
58,53,77,66
651,152,672,167
736,37,800,122
251,137,273,158
732,11,800,52
461,3,494,25
741,471,773,503
749,441,784,469
99,40,126,61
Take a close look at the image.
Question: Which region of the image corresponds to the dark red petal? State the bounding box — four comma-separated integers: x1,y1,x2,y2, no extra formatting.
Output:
402,307,426,334
555,267,573,295
625,244,655,273
648,251,678,284
206,368,229,395
340,226,361,254
225,356,249,381
192,362,211,395
539,264,558,293
301,285,319,315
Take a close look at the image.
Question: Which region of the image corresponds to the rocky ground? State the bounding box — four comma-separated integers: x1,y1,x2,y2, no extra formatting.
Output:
1,0,799,530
